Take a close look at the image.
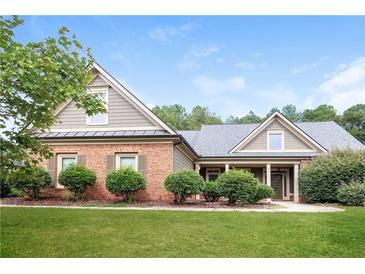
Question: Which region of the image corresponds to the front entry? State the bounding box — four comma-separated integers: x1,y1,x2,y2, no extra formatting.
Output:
271,174,284,200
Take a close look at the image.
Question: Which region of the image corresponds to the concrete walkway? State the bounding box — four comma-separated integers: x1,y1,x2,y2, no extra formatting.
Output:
0,202,344,213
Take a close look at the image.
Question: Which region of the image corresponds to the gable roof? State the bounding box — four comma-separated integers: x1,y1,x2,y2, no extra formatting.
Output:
230,111,327,153
178,121,364,157
50,62,176,135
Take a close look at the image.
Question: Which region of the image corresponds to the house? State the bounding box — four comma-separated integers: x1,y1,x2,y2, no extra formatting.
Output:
37,63,364,202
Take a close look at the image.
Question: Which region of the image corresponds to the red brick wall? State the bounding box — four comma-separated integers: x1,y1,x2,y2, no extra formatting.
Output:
41,143,175,202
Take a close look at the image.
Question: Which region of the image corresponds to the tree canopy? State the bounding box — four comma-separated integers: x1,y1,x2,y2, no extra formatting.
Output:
0,16,105,174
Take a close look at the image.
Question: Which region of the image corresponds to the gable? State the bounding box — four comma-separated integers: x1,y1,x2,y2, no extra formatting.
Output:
49,63,176,134
230,112,328,153
51,85,158,130
240,119,314,151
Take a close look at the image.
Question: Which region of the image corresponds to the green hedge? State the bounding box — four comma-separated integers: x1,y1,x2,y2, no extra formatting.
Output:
58,164,96,198
300,150,365,203
337,181,365,206
255,183,274,202
202,181,221,202
106,168,145,202
0,174,11,197
165,169,204,203
7,167,51,199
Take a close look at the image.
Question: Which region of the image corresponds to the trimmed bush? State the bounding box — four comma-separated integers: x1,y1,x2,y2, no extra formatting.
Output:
164,169,204,204
254,183,274,203
202,181,221,202
217,170,259,204
300,150,365,203
0,174,12,197
58,164,96,198
8,167,51,199
106,168,145,202
337,181,365,206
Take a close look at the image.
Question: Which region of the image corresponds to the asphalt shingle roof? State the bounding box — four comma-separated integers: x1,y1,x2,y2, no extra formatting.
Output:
178,121,364,157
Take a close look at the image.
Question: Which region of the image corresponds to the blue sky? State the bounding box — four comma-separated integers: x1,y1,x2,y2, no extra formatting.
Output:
15,16,365,119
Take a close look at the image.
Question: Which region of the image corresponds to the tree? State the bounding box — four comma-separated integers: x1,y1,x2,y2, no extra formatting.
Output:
342,104,365,144
265,107,280,118
281,104,301,122
152,104,187,130
302,104,337,122
0,16,105,175
186,106,223,130
226,111,262,124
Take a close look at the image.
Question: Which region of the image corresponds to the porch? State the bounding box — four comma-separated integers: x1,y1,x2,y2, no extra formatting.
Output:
195,161,300,202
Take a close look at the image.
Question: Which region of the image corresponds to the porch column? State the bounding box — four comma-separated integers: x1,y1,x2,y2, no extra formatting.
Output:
294,164,299,203
225,163,230,172
266,163,271,187
195,164,201,200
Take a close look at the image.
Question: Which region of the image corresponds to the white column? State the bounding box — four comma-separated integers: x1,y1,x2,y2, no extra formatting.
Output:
225,163,229,172
195,164,201,200
294,164,299,203
266,163,271,187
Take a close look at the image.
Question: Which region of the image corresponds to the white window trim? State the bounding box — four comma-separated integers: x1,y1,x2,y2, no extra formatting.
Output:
115,154,138,171
206,168,221,181
267,130,284,151
86,89,109,126
56,154,78,189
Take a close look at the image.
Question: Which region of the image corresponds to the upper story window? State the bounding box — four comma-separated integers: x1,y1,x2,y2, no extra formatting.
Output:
267,131,284,151
86,90,108,125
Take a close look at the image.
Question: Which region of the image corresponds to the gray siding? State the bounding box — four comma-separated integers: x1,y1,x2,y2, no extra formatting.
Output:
173,146,194,171
241,119,314,151
50,74,159,130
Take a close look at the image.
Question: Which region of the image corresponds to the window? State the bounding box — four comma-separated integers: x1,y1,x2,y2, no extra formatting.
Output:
206,168,220,181
86,91,108,125
116,154,138,171
268,131,283,151
57,154,77,188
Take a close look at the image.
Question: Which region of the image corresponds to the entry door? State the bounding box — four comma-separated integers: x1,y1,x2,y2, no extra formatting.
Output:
271,174,283,200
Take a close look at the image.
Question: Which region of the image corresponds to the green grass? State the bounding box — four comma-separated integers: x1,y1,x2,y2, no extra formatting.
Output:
1,207,364,257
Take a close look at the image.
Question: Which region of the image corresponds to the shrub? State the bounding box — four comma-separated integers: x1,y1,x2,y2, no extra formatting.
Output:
0,174,12,197
337,181,365,206
202,181,221,202
10,188,24,197
254,183,274,203
58,164,96,198
164,169,204,204
106,168,145,202
300,150,365,203
8,167,51,199
217,170,259,204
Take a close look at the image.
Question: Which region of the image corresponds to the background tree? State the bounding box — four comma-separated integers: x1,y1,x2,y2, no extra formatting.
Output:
281,104,301,122
265,107,280,118
185,106,223,130
302,104,337,122
226,111,262,124
152,104,187,130
0,16,105,174
341,104,365,144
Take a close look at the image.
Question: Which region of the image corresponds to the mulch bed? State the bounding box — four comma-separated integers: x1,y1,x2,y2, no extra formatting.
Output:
0,197,275,209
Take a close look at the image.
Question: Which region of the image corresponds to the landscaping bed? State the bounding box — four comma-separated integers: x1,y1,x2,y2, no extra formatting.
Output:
0,197,276,209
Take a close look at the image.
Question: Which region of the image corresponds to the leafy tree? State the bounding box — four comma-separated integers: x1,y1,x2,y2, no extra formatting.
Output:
186,106,223,130
302,104,337,122
226,111,262,124
265,107,280,118
281,104,301,122
341,104,365,144
0,16,105,174
152,104,187,130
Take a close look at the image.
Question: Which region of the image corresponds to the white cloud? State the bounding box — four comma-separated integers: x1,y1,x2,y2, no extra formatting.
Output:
256,85,300,108
235,61,267,70
177,45,221,71
146,103,156,109
251,52,263,58
304,57,365,112
193,75,246,96
148,23,199,43
291,57,327,74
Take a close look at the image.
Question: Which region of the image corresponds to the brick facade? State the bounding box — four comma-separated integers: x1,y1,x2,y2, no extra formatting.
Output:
41,143,175,202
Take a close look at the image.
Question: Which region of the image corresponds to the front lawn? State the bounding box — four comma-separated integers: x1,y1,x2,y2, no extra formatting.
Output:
1,207,364,257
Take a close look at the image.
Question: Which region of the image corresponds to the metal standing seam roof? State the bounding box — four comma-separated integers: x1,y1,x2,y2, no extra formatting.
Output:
178,121,364,157
36,130,171,138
